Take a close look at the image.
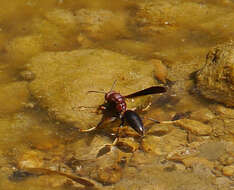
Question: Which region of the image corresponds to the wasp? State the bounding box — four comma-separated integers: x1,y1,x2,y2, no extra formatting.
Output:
80,81,166,138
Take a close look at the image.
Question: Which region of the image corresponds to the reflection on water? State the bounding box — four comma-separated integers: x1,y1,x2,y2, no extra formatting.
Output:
0,0,233,189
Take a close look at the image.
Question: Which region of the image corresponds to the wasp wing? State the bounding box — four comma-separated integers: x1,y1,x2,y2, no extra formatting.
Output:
124,86,166,99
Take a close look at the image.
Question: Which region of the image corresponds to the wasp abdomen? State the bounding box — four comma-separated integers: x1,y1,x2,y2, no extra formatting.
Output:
123,110,144,136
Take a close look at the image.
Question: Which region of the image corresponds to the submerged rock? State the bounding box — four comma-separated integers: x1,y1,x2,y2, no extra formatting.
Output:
116,137,139,153
6,35,43,66
0,82,29,114
30,9,78,51
134,0,234,41
75,9,129,41
27,49,157,130
142,126,187,156
17,150,44,170
196,42,234,107
150,59,168,83
222,165,234,177
174,119,212,136
93,165,123,185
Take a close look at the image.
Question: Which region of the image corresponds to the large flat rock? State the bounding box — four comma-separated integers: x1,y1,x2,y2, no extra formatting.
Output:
27,49,157,129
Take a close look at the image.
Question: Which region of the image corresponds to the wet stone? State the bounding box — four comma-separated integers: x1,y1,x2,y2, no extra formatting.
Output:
167,146,199,162
6,35,43,66
215,177,233,190
27,49,156,130
149,59,168,83
0,82,29,114
93,165,123,185
211,104,234,119
9,171,34,182
17,150,44,169
20,70,35,81
146,124,173,136
174,119,212,136
75,9,128,41
222,165,234,177
196,41,234,107
219,153,234,166
89,148,132,185
142,135,162,155
36,175,69,188
130,151,158,167
31,9,78,51
69,135,112,160
182,157,214,169
142,128,187,156
198,142,226,161
190,107,215,122
116,137,139,153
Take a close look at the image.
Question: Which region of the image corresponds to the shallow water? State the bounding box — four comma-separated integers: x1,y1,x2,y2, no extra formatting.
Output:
0,0,234,190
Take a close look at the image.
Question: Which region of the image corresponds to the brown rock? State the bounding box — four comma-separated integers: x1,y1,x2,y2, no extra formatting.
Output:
0,82,29,114
75,9,128,40
196,41,234,107
212,104,234,118
146,124,173,136
182,157,214,169
190,107,215,122
27,49,156,130
142,127,187,156
219,154,234,166
167,146,198,161
31,9,78,51
174,119,212,136
116,137,139,153
94,165,123,185
17,150,44,169
6,35,43,66
150,59,168,83
222,165,234,176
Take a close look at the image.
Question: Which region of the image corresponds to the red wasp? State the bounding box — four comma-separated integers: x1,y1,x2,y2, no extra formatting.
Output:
80,81,166,138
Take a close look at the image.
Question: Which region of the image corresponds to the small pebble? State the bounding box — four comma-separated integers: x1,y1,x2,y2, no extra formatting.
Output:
116,137,139,153
18,150,44,169
222,165,234,176
212,104,234,118
141,136,163,155
95,165,123,185
20,70,35,81
190,108,215,122
146,124,172,136
167,146,198,161
149,59,168,83
182,157,214,169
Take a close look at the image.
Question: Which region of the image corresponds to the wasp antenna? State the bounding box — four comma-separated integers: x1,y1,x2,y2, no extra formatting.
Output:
110,80,117,91
77,106,97,109
87,90,106,94
144,117,160,124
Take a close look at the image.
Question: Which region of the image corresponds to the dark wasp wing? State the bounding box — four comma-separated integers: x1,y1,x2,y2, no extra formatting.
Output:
124,86,166,99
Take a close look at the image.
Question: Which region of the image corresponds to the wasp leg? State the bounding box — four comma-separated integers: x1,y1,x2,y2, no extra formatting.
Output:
79,116,117,133
112,119,124,146
79,119,103,133
96,120,124,158
79,126,98,133
145,117,177,124
160,121,176,124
